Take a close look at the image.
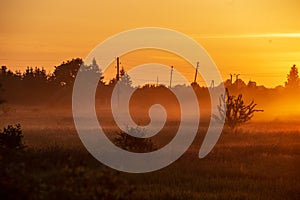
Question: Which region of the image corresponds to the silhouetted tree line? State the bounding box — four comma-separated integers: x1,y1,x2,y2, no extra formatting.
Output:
0,59,299,107
0,58,205,107
0,58,104,105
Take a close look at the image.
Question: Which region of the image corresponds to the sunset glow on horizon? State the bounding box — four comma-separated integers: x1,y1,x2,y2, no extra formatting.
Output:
1,0,300,87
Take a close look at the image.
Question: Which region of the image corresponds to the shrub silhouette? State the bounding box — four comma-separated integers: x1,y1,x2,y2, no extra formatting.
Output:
0,83,24,154
213,89,263,130
114,127,157,153
0,124,24,151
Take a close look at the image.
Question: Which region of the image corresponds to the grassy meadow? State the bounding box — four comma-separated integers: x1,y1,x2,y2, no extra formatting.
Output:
0,105,299,200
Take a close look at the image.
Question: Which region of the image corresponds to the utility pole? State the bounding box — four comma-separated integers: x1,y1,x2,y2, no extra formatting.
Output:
234,73,240,89
230,73,233,84
116,57,120,81
156,76,159,87
169,66,174,88
115,57,120,108
234,73,240,81
194,62,199,83
210,80,215,88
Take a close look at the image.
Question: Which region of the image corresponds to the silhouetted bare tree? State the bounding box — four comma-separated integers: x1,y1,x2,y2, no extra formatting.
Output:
213,89,263,130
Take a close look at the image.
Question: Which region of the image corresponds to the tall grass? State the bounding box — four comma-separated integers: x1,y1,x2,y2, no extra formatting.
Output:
0,106,299,199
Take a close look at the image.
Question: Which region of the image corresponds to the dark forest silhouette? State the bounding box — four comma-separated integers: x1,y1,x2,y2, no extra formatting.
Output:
0,58,299,117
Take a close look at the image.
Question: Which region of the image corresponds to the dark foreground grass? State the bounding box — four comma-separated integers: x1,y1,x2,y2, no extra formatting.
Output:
0,128,299,200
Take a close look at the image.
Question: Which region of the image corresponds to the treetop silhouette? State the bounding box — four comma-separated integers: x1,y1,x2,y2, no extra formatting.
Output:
0,58,299,108
51,58,83,87
285,64,300,89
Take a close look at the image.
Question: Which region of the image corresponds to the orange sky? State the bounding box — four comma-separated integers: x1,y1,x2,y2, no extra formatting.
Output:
1,0,300,87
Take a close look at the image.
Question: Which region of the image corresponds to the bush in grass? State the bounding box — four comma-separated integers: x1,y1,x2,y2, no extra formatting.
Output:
0,124,24,151
114,127,157,153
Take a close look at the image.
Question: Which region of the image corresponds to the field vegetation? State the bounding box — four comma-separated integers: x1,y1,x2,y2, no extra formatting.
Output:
0,106,299,200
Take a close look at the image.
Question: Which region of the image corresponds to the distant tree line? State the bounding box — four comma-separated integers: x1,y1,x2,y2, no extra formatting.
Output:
0,58,299,108
0,58,206,107
224,65,300,91
0,58,105,105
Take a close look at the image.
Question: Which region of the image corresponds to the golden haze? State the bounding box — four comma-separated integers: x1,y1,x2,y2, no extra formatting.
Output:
1,0,300,87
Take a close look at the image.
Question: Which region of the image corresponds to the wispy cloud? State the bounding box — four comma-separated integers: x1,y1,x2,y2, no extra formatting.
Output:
193,33,300,39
